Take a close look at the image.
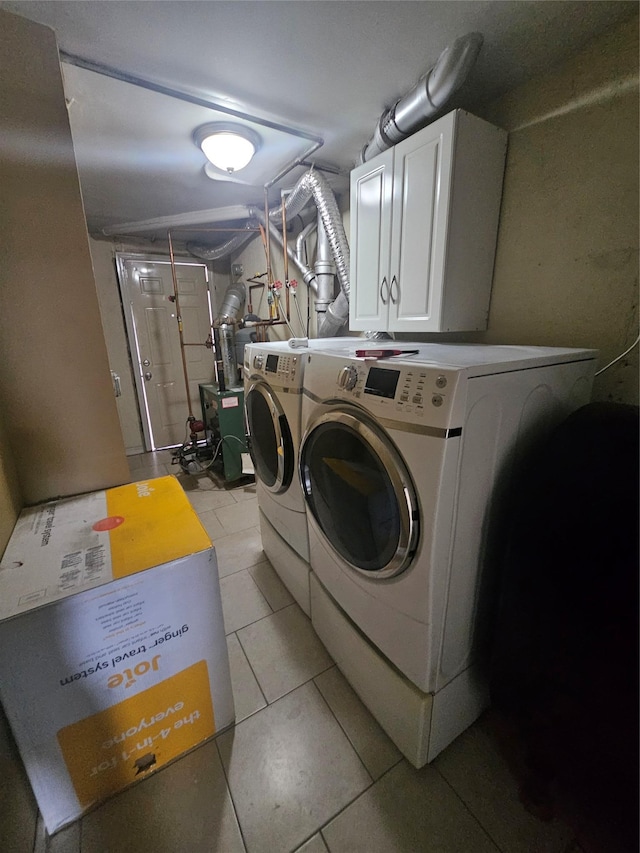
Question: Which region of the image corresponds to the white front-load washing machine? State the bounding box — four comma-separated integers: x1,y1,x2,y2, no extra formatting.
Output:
243,338,361,614
299,343,597,765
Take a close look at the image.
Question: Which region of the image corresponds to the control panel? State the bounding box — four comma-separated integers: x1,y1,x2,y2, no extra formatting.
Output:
250,351,299,387
333,361,458,421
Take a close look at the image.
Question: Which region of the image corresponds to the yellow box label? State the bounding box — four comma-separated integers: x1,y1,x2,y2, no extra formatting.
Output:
57,660,215,807
104,476,212,579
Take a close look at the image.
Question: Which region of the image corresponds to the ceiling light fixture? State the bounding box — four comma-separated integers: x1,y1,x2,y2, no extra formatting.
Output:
194,122,261,173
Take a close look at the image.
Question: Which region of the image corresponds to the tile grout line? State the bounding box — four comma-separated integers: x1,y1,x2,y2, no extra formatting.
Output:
246,563,296,613
229,629,268,715
213,737,249,853
309,674,375,782
307,756,406,849
224,599,298,640
434,764,505,852
221,567,276,635
311,667,405,782
217,558,270,581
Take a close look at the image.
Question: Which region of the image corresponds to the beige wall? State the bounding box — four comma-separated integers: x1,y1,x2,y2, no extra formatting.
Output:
0,410,22,557
0,10,130,507
395,16,639,406
483,14,639,405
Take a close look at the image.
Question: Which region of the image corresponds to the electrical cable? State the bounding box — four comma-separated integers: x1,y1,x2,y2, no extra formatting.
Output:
185,433,248,474
595,332,640,376
274,291,303,337
293,291,307,334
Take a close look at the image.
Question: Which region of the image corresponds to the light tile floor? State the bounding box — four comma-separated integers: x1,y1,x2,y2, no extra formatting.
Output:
2,452,587,853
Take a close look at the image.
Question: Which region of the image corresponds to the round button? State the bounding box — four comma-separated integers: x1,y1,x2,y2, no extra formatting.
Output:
436,375,447,389
432,394,444,407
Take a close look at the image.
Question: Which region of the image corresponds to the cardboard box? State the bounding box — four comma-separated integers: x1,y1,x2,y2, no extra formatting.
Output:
0,476,234,834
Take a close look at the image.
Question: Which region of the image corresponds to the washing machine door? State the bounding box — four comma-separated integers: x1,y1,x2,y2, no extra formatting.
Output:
300,407,419,578
245,381,294,493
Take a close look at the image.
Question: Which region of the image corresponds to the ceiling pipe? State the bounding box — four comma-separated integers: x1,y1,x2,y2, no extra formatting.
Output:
360,32,483,162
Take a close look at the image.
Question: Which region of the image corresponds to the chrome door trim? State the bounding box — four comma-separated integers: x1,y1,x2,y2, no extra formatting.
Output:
300,405,420,578
246,380,292,494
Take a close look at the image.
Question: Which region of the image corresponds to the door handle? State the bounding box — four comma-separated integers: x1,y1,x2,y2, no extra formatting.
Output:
144,371,152,381
380,276,388,305
390,275,399,304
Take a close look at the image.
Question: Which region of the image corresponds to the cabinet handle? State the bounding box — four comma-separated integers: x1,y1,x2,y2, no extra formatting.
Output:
390,275,399,304
380,276,388,305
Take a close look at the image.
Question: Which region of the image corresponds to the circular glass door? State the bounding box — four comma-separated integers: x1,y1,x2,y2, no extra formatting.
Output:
300,408,419,577
245,382,294,493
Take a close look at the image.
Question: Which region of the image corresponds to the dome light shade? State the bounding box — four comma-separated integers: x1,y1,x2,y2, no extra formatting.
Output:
194,122,261,173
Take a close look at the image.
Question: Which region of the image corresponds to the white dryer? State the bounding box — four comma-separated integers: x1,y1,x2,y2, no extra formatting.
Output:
299,343,597,764
243,338,361,613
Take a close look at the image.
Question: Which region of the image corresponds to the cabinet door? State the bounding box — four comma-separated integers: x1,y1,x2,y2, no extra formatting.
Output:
349,148,394,330
388,113,454,331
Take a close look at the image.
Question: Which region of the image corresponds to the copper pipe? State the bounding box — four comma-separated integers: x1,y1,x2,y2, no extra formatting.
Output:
168,230,195,419
258,218,276,321
264,187,273,288
248,283,265,314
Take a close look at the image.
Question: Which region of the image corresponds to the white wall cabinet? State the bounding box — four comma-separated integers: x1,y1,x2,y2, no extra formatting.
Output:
349,110,507,333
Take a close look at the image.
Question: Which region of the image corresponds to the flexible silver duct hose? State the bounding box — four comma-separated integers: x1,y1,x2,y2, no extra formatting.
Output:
361,32,483,162
187,228,255,261
266,169,350,301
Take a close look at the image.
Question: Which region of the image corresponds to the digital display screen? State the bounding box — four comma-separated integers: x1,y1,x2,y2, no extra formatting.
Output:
364,367,400,399
265,354,279,373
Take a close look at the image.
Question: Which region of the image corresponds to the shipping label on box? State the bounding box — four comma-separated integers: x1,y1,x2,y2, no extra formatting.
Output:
0,476,234,835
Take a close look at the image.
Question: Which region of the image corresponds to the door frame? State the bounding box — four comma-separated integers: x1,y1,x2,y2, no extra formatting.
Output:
115,252,214,451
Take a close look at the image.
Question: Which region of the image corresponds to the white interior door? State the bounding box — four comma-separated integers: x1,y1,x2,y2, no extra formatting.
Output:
117,254,215,450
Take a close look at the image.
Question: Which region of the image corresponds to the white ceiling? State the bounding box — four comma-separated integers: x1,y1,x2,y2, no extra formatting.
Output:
1,0,636,244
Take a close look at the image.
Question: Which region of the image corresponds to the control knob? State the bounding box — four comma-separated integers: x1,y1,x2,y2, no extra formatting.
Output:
253,354,264,370
338,365,358,391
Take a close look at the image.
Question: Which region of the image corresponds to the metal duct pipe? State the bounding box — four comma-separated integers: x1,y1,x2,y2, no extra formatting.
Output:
296,220,317,269
361,32,483,162
314,216,336,316
187,228,256,261
217,282,247,323
318,291,349,337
